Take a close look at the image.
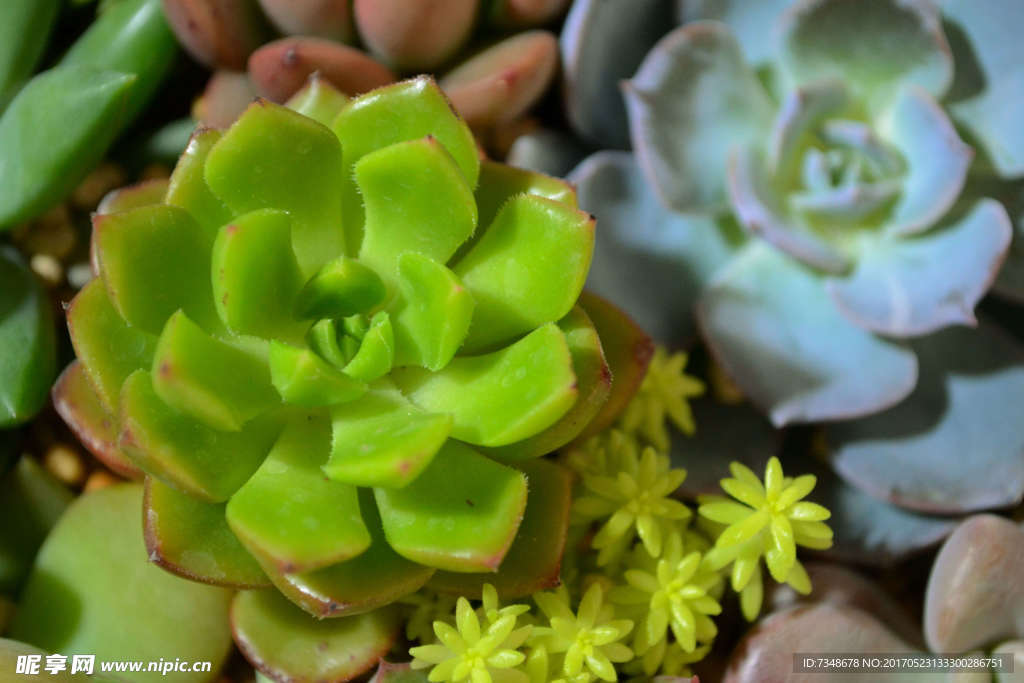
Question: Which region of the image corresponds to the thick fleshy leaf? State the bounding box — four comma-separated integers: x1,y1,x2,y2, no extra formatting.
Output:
119,370,280,502
623,22,773,214
94,204,220,334
97,178,169,216
165,127,233,234
723,603,919,683
374,440,528,572
356,136,477,287
936,0,1024,177
10,485,234,682
489,0,571,27
66,279,157,413
212,209,306,340
258,0,356,42
269,342,367,407
575,291,655,439
783,447,955,567
294,257,384,322
205,99,345,277
52,361,139,478
0,66,135,229
828,199,1010,336
285,71,349,126
679,0,796,65
0,0,58,104
152,311,277,431
879,86,973,236
162,0,269,70
570,152,737,345
441,31,559,128
194,70,257,128
227,417,370,574
768,80,848,180
332,76,479,254
389,253,474,371
454,195,593,352
0,248,55,427
232,589,398,682
0,458,72,594
325,386,451,488
482,307,609,460
264,490,434,616
924,515,1024,653
343,311,394,382
728,147,850,274
698,243,918,426
394,323,576,447
144,477,269,588
560,0,674,148
0,640,78,682
776,0,953,105
60,0,177,124
428,458,571,598
826,322,1024,514
247,37,395,103
354,0,476,70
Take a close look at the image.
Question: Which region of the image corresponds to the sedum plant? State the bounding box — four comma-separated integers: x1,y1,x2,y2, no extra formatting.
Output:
59,73,607,635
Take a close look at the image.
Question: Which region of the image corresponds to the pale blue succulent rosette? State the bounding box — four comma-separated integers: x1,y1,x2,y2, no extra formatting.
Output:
565,0,1024,560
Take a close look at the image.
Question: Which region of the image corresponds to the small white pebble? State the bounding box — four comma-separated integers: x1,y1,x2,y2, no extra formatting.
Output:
44,444,86,487
30,253,63,287
67,262,95,289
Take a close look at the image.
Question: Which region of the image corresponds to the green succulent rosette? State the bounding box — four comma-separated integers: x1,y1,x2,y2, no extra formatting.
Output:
60,75,608,617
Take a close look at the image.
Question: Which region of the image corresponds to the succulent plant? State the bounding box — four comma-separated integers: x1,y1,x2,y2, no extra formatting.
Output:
58,71,611,651
164,0,565,133
0,0,177,230
562,0,1024,566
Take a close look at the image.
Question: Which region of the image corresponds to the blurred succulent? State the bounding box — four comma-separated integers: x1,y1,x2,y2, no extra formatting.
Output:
699,457,832,621
0,0,177,230
566,0,1024,564
56,74,616,678
164,0,565,132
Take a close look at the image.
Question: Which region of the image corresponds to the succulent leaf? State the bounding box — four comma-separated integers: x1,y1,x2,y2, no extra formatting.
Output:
375,440,528,572
226,416,371,574
257,0,356,44
205,100,346,277
428,458,572,598
0,0,58,105
162,0,270,70
165,128,233,234
10,485,235,681
144,477,269,588
232,589,399,682
52,361,139,478
354,0,478,71
0,248,56,427
118,370,281,502
284,71,350,125
393,324,576,447
697,243,918,426
623,22,774,214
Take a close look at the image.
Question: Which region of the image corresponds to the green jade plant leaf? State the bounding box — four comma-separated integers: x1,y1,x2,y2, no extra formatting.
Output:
61,75,605,628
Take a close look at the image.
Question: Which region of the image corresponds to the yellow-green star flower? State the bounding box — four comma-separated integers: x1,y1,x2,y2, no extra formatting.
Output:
530,584,634,683
410,587,532,683
618,347,705,450
610,533,721,655
571,432,690,564
698,457,832,620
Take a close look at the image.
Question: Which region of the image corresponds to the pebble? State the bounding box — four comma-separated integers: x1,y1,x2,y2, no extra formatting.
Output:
30,253,64,288
67,262,95,289
44,444,86,487
84,469,121,492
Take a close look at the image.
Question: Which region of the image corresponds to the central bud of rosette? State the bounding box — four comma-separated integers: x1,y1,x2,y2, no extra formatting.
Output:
68,76,607,617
